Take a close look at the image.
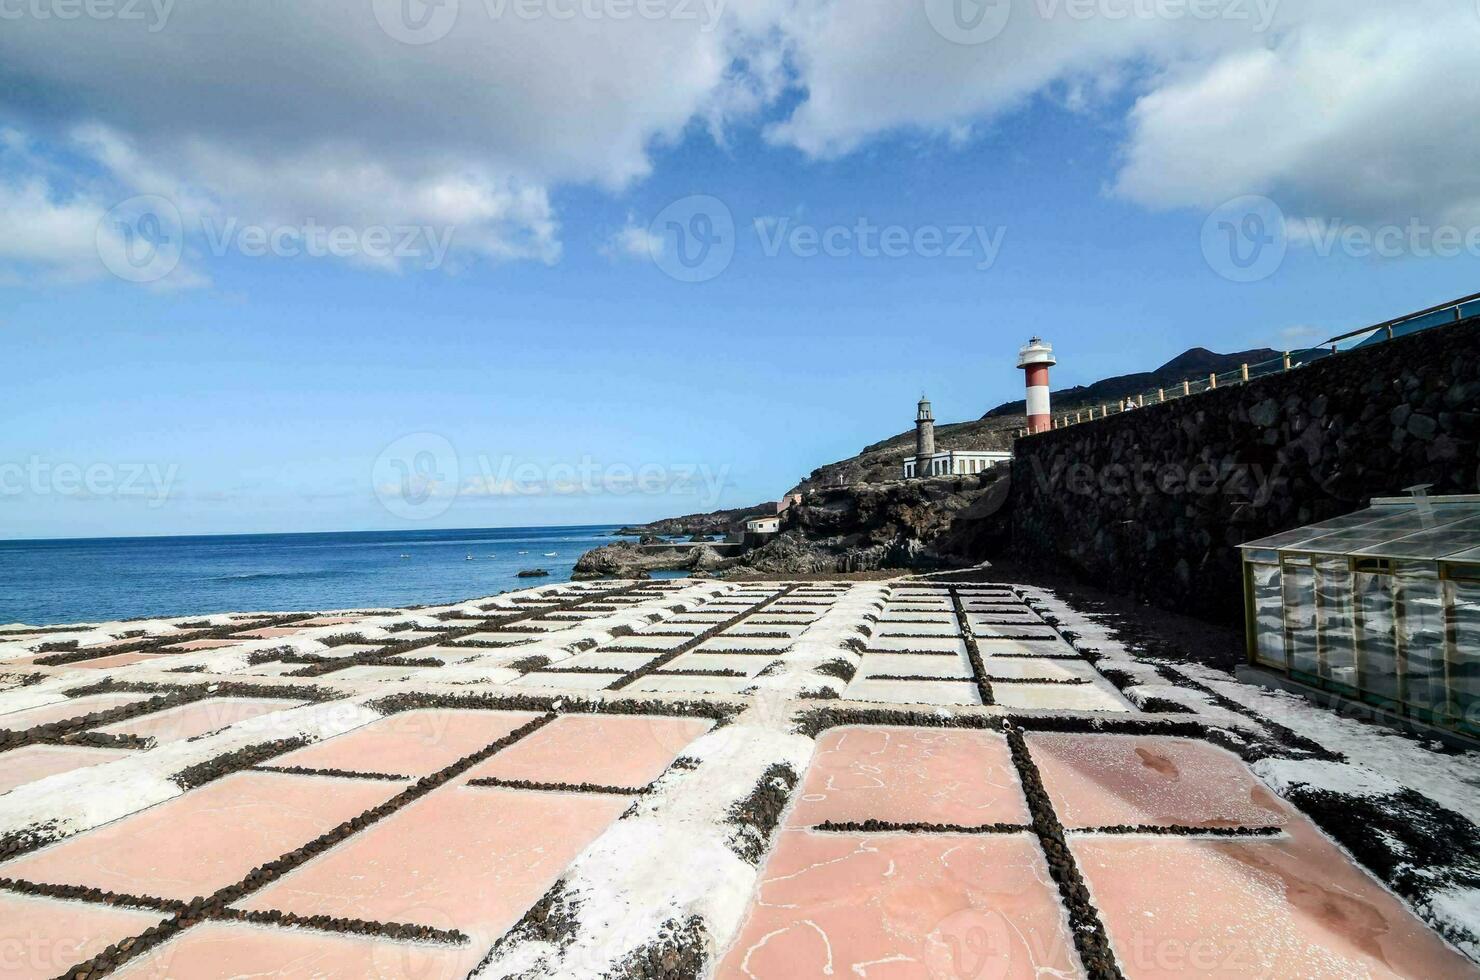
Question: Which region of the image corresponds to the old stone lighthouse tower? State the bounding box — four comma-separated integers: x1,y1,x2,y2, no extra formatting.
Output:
903,394,1012,480
915,395,936,459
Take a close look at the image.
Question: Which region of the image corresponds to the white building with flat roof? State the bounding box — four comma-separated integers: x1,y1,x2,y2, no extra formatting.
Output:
903,450,1011,479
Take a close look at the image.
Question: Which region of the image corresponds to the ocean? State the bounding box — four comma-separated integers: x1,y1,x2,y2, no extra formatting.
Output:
0,525,635,626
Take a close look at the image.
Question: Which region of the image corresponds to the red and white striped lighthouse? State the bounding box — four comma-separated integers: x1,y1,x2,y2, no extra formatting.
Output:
1017,337,1056,434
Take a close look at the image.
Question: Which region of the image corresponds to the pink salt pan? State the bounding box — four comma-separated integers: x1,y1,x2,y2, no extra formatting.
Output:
233,627,305,639
788,726,1030,827
269,709,541,777
3,771,400,901
96,696,299,744
0,744,132,796
461,714,713,789
0,692,153,730
1072,818,1479,979
1026,734,1292,829
715,830,1078,979
112,921,482,980
71,652,168,670
0,892,162,980
238,786,629,946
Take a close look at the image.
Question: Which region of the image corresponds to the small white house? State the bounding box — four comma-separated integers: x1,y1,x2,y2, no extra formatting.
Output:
745,515,781,535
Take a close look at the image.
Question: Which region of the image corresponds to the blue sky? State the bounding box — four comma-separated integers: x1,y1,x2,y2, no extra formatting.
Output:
3,1,1477,539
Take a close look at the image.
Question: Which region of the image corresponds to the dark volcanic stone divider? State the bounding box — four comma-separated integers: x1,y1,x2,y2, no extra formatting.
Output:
1074,825,1282,837
0,876,187,914
1004,724,1123,980
726,762,801,864
1011,317,1480,624
252,764,411,781
216,906,468,945
171,739,309,790
948,588,995,706
465,777,640,796
609,914,708,980
812,819,1029,834
367,690,739,728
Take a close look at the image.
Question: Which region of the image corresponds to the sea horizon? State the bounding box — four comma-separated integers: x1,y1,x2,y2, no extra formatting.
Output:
0,524,649,626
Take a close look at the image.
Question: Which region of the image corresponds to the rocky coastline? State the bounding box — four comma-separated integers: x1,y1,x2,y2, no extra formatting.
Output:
576,469,1011,580
612,503,776,539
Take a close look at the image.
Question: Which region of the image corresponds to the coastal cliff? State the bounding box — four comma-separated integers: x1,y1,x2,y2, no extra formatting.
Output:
613,503,778,538
575,469,1011,579
727,469,1010,575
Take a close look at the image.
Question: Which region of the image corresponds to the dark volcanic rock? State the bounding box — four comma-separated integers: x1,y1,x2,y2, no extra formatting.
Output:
572,542,725,580
720,468,1011,577
615,504,776,538
516,569,551,578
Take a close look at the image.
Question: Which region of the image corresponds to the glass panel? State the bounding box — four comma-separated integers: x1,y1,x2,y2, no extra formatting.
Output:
1447,576,1480,736
1244,548,1280,564
1315,558,1356,690
1351,515,1480,560
1240,506,1403,552
1396,561,1447,717
1391,307,1457,339
1299,506,1480,556
1354,569,1399,702
1250,563,1286,669
1283,562,1318,677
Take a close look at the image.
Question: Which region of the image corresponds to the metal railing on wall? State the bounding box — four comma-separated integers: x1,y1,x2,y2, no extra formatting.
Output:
1018,291,1480,438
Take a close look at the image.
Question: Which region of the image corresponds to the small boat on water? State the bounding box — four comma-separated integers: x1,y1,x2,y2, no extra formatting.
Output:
543,551,558,557
465,555,475,561
399,554,411,559
518,550,529,555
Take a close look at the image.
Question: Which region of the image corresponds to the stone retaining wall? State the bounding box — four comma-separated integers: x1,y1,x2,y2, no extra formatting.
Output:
1010,317,1480,625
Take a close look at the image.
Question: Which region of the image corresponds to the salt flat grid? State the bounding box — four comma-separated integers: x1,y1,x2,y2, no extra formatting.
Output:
0,579,1473,979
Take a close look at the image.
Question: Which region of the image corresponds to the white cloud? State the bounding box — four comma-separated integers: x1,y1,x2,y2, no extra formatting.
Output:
0,0,735,276
600,215,661,261
1,0,1477,283
1114,4,1480,228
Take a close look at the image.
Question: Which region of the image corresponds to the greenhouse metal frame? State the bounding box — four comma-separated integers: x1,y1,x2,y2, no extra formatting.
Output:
1241,494,1480,739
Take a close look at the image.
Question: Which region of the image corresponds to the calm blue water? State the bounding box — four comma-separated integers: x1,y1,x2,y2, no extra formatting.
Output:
0,526,631,625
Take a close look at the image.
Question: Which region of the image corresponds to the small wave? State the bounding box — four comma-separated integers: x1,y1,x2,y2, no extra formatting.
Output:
212,569,342,582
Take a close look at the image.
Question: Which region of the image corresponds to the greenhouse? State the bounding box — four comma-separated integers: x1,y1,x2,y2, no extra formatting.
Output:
1241,493,1480,740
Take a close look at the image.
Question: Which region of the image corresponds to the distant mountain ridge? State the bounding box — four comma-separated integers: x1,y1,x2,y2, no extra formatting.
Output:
982,346,1280,418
